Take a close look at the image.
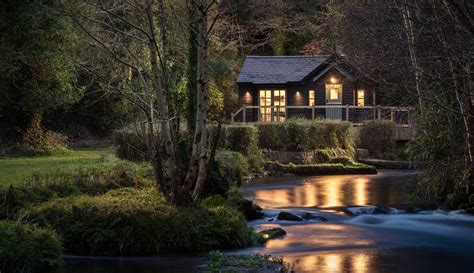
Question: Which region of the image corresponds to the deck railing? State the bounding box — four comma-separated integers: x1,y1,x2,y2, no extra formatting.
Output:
231,105,413,125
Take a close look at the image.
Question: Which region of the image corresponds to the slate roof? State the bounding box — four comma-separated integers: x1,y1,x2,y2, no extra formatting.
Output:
236,55,331,84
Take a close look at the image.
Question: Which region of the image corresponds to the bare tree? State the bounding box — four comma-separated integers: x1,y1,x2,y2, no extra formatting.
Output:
63,0,219,205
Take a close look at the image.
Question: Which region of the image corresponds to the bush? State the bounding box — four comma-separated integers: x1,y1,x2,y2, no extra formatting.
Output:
202,188,263,221
113,126,147,162
0,221,63,273
9,115,70,156
256,119,354,151
0,162,151,219
215,151,250,183
256,123,286,150
357,121,396,157
22,188,257,256
221,125,259,155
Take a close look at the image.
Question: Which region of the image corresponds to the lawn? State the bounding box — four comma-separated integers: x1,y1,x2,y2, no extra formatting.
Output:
0,148,117,186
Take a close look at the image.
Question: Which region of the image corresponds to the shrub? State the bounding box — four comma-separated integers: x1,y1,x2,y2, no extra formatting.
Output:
215,151,250,184
221,125,259,155
0,221,63,273
113,126,147,162
256,119,354,151
203,151,253,197
22,188,257,256
10,115,70,156
256,123,286,150
357,120,396,157
0,162,151,219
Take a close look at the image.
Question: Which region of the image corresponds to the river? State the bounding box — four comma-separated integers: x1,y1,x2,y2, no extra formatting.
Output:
63,170,474,273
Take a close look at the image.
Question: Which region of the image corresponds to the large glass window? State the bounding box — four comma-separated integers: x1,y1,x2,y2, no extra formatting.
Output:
309,90,315,106
259,90,272,122
259,89,286,122
273,90,286,122
326,83,343,104
357,90,365,106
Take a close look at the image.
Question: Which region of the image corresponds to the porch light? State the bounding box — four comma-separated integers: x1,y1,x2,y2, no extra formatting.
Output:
330,77,338,84
243,91,252,105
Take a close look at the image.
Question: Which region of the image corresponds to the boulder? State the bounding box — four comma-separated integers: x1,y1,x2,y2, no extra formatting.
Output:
277,211,303,221
258,228,287,242
372,207,392,214
239,199,264,220
301,212,328,221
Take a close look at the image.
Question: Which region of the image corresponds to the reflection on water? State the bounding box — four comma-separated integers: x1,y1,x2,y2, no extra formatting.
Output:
244,171,413,208
64,171,474,273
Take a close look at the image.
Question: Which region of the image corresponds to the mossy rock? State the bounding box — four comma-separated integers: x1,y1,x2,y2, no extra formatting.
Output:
258,228,286,242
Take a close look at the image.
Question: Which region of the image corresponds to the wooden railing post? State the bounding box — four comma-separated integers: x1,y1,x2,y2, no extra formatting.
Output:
377,105,381,121
345,105,349,121
390,108,395,122
312,107,315,120
243,106,246,123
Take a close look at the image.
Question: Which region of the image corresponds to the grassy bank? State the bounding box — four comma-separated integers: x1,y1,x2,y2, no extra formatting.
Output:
266,161,377,176
22,188,258,255
0,148,116,186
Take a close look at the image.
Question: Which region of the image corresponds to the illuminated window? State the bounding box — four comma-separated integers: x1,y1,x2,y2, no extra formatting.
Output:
309,90,315,106
325,83,342,104
259,90,272,122
273,90,286,122
259,89,286,122
357,90,365,106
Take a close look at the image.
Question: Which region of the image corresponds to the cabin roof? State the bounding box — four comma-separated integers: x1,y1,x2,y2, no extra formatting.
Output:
236,55,331,84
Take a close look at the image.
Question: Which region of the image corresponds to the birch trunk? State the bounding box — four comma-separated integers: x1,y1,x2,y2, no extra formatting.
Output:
401,1,424,115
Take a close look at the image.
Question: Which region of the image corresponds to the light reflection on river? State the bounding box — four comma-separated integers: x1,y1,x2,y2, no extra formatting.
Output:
243,171,412,208
64,170,474,273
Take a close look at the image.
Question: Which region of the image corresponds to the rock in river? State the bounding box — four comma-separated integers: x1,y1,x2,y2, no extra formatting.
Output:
258,228,287,241
277,211,303,221
301,212,328,221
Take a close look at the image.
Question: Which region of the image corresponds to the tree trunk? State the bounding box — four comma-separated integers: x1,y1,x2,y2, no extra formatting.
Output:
183,0,211,201
146,6,180,203
401,1,424,115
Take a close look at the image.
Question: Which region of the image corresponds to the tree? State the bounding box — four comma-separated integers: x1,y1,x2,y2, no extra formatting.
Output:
0,0,81,130
62,0,220,205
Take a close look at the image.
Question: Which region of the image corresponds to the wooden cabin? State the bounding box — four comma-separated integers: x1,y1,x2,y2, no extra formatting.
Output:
233,54,387,123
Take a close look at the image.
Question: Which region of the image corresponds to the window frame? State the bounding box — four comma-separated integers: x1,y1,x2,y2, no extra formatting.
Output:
258,89,286,122
357,89,365,107
325,83,343,105
309,90,315,106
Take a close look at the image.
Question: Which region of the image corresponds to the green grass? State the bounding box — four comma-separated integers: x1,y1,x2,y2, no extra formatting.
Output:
0,148,118,186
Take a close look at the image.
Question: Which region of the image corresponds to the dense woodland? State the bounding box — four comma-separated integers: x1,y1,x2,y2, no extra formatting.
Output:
0,0,473,206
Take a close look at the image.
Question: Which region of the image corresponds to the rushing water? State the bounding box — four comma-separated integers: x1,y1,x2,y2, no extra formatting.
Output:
63,170,474,273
